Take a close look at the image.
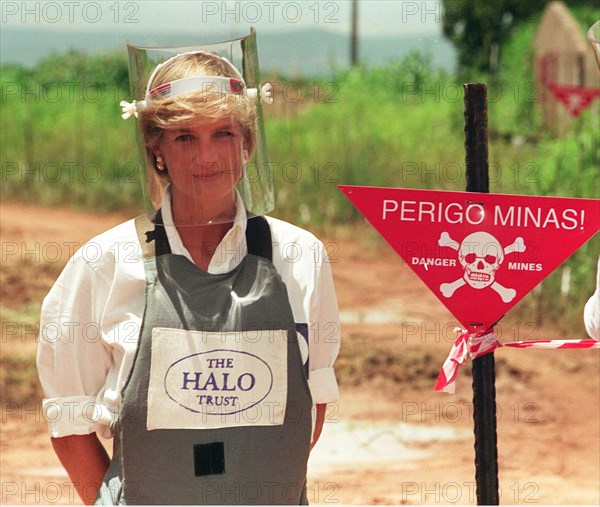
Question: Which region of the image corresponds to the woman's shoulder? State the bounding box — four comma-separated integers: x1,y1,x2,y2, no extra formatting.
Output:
41,217,144,308
264,215,322,246
264,215,330,271
72,218,139,259
67,217,143,282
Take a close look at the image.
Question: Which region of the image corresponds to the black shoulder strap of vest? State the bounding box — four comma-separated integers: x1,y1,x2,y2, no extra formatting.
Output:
135,211,272,262
134,210,171,258
246,215,273,262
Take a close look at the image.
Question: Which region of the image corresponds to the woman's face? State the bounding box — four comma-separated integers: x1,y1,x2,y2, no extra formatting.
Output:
154,117,247,204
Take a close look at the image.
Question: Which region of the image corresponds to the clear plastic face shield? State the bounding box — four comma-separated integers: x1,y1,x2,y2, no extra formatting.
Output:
122,29,273,226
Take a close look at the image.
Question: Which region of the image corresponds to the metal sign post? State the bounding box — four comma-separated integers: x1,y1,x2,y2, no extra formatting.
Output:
464,83,500,504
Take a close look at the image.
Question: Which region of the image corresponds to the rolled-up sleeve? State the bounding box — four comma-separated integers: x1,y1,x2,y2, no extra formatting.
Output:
37,256,112,437
308,245,341,404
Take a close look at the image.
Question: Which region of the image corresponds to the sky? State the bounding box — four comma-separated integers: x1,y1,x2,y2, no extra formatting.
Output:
1,0,444,37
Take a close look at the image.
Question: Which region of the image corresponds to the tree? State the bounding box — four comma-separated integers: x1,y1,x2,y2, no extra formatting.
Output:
442,0,597,75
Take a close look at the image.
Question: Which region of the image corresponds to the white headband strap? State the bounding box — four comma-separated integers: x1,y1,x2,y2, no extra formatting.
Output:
120,50,272,120
148,76,245,100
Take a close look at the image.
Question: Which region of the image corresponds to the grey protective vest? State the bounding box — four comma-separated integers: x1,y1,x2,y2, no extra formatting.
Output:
96,213,312,505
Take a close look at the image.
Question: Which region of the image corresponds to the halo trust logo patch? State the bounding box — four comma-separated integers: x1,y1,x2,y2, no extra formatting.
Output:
163,349,274,416
148,328,288,429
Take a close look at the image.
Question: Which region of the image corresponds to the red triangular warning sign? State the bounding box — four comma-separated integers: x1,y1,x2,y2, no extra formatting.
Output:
340,186,600,331
547,83,600,117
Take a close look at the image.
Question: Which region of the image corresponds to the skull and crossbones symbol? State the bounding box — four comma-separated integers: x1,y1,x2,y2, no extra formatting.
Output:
438,231,526,302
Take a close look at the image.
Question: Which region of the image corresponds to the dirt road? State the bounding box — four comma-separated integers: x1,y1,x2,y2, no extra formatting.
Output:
1,201,598,505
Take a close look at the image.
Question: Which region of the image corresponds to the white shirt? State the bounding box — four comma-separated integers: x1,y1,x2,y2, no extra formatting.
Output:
37,192,340,438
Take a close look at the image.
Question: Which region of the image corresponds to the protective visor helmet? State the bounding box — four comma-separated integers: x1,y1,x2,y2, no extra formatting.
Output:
122,29,273,226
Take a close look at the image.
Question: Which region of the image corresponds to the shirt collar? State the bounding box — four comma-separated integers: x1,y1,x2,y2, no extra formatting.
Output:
160,185,248,274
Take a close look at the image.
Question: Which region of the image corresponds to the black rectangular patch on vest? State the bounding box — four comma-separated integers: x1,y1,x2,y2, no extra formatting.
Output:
193,442,225,476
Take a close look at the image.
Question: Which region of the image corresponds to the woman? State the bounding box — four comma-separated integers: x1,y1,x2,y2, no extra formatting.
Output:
37,41,340,505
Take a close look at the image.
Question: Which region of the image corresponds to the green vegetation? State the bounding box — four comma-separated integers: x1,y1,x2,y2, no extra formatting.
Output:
1,52,142,211
267,53,466,225
1,31,599,337
442,0,599,75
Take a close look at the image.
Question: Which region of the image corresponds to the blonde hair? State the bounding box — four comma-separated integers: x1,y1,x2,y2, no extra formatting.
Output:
139,52,258,204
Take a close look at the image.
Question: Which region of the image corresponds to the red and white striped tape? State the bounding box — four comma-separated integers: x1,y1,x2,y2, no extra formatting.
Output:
435,328,599,393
